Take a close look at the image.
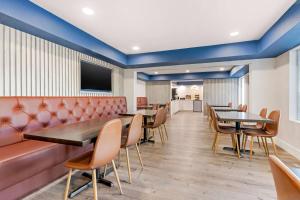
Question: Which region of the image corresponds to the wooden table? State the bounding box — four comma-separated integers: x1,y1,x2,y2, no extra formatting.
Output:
119,109,157,144
24,116,132,198
216,112,273,156
213,107,241,112
209,104,230,107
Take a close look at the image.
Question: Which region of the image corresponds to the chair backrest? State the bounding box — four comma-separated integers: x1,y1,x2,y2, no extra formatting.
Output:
153,108,164,127
210,109,220,132
228,102,233,108
90,119,122,168
265,110,280,136
241,105,247,112
256,108,267,129
269,155,300,200
161,107,168,124
237,104,243,110
152,104,159,110
125,114,143,146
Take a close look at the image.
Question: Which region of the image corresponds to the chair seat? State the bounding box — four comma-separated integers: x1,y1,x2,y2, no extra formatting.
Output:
65,151,93,170
218,123,235,129
143,122,156,128
243,128,272,137
218,127,237,134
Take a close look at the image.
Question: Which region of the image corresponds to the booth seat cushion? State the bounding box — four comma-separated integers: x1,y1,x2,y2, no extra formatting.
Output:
0,140,89,191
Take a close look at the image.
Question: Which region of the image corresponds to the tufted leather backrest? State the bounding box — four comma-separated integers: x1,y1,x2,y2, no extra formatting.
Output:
0,96,127,147
137,97,148,107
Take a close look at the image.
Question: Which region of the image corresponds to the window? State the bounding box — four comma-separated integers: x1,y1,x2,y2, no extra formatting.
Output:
297,49,300,120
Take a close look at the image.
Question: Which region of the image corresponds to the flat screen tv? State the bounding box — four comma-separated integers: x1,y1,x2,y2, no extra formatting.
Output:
80,61,112,92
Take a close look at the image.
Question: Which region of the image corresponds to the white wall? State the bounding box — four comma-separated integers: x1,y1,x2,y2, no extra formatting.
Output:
0,24,124,97
136,79,146,97
248,55,300,159
146,81,171,104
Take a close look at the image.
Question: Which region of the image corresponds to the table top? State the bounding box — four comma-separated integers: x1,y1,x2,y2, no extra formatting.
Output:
209,105,230,107
213,107,240,112
137,105,153,109
23,116,132,147
216,112,273,123
119,109,157,117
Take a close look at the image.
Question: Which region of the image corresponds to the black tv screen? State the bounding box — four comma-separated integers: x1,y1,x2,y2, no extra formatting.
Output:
80,61,112,92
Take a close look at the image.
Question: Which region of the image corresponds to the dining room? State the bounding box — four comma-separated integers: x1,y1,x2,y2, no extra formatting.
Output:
1,1,300,200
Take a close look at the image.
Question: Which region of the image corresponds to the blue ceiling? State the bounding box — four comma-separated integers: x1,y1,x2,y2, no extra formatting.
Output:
0,0,300,69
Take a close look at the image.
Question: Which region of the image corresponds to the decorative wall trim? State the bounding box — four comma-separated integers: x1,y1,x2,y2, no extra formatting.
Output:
0,24,123,97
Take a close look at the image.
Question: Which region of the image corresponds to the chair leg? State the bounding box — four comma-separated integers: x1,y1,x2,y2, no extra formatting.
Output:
241,134,245,150
212,132,218,150
158,128,164,144
261,137,268,156
112,160,123,194
249,136,254,160
92,169,98,200
243,135,248,152
125,147,132,183
213,133,219,154
231,135,236,149
234,134,240,158
163,124,168,140
257,136,261,148
271,137,278,156
64,169,72,200
135,143,144,169
104,164,108,177
264,137,270,156
159,126,165,142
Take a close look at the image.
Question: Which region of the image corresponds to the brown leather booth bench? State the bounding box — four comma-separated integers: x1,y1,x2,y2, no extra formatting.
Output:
0,96,127,200
136,97,148,110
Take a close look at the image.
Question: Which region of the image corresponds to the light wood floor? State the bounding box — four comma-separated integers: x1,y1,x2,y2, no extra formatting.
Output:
25,111,300,200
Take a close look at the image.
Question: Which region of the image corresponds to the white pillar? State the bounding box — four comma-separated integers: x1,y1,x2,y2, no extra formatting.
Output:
123,70,137,113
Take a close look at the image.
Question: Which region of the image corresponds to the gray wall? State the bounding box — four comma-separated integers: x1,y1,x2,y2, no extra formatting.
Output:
0,24,124,97
203,78,239,114
146,81,171,104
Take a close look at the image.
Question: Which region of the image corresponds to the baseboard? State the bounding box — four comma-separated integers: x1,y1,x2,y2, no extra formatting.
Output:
275,138,300,160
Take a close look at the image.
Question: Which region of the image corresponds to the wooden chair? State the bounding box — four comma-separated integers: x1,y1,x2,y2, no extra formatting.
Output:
160,106,169,140
64,119,123,200
241,104,247,112
121,114,144,183
211,109,240,158
242,110,280,160
143,108,165,144
241,108,267,149
237,104,243,111
269,155,300,200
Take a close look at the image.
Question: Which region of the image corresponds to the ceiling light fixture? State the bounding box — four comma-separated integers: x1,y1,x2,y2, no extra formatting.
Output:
132,46,140,51
230,31,239,37
82,7,94,15
154,72,158,74
186,70,190,73
220,67,225,71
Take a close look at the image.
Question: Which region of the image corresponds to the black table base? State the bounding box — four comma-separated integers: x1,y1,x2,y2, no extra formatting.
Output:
141,116,155,144
222,122,255,157
68,168,113,198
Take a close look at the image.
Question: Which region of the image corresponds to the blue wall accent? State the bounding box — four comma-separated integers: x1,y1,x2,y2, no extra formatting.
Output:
230,65,249,78
175,81,204,86
0,1,300,68
0,0,127,66
137,72,151,81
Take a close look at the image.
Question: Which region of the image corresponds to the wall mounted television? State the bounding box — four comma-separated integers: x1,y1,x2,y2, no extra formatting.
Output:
80,60,112,92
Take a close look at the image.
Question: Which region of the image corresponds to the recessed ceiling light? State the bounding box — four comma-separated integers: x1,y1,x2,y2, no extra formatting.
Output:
132,46,140,51
186,70,190,73
82,7,94,15
220,67,225,71
154,72,158,74
230,31,239,37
